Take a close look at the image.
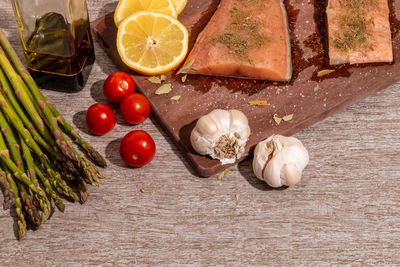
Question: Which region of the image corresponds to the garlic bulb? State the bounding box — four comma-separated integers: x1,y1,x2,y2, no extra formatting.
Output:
190,109,251,164
252,135,309,187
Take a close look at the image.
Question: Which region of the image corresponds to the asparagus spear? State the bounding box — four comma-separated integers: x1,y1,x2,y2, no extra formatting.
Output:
51,106,107,167
0,88,81,202
33,165,65,212
23,84,103,184
76,177,89,204
0,48,49,143
0,111,23,170
20,136,66,212
41,160,79,202
0,72,81,182
0,79,68,211
0,165,26,239
0,29,106,167
0,168,13,210
0,109,42,226
0,67,53,154
0,128,50,224
0,49,78,178
0,51,102,184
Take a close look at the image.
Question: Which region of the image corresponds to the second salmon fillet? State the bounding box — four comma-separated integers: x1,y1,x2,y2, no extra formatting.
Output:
181,0,292,81
327,0,393,65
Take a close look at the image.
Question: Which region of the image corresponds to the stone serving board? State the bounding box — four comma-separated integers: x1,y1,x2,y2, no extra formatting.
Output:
92,0,400,177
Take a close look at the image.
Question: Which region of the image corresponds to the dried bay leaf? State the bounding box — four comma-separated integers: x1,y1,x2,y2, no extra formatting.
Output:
317,69,335,77
147,76,162,84
170,95,181,101
155,83,172,95
217,169,231,180
181,74,187,83
282,114,294,122
273,114,282,125
160,74,167,81
248,100,269,106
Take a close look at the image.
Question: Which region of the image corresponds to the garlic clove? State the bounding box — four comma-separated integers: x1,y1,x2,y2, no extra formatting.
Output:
281,163,302,186
190,109,251,164
190,129,212,155
195,113,220,137
252,135,309,187
208,109,231,133
229,109,248,132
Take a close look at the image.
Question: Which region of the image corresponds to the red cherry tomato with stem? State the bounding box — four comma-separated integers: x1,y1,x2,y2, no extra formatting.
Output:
120,130,156,167
103,71,135,104
120,93,151,124
86,103,116,135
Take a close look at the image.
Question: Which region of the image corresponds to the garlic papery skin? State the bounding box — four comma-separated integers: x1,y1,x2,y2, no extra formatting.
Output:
252,135,309,187
190,109,251,164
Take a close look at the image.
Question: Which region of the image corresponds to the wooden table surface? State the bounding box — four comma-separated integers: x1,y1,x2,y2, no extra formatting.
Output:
1,0,400,265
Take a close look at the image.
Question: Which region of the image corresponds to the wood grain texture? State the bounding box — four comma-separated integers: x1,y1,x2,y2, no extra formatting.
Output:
1,0,400,265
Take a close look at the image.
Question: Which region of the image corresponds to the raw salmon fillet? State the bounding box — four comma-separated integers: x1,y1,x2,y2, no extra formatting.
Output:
181,0,292,81
327,0,393,65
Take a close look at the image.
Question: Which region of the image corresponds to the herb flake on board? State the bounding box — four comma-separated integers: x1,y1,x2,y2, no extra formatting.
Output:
155,83,172,95
248,100,269,106
148,76,162,84
217,169,231,180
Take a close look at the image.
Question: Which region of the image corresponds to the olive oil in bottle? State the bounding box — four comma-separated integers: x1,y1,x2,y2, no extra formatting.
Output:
23,12,94,92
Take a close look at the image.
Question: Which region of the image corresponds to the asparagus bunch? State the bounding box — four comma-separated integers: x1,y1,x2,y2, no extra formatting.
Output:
0,28,106,239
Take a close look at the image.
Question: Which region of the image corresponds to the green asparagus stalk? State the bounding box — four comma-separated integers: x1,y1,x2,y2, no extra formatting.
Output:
76,177,88,204
0,87,80,202
0,111,23,170
0,129,50,224
19,184,41,227
0,50,102,184
0,165,26,239
20,137,61,222
0,67,53,154
0,48,78,180
0,88,47,161
52,106,107,167
0,168,13,210
33,165,65,212
0,28,106,167
0,109,42,227
0,72,80,181
41,160,79,202
0,48,49,142
27,87,106,168
24,85,103,184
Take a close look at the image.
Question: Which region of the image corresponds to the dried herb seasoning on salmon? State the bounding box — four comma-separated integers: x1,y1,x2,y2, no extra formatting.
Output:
181,0,292,81
327,0,393,65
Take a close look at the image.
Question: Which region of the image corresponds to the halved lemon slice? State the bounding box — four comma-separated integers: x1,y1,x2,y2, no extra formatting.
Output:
117,11,189,75
172,0,188,14
114,0,178,27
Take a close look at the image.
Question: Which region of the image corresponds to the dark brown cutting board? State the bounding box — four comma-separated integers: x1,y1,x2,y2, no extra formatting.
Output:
92,0,400,177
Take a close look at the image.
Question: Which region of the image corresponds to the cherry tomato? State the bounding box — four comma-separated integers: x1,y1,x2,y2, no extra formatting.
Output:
120,93,151,124
120,130,156,167
103,71,135,104
86,103,116,135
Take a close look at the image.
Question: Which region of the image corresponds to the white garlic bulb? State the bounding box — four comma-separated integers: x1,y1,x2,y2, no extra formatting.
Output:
190,109,251,164
252,135,309,187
